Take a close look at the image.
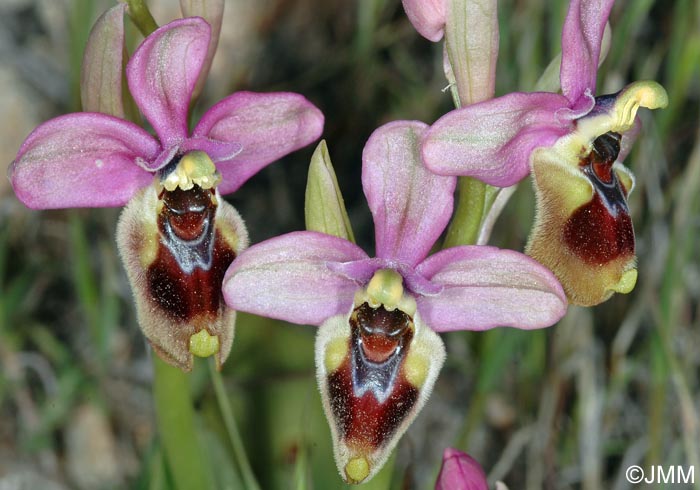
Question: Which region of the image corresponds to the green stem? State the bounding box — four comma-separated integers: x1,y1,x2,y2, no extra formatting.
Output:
68,216,99,335
293,440,309,490
443,177,486,248
152,356,212,490
455,390,487,449
647,332,666,467
208,360,261,490
125,0,159,37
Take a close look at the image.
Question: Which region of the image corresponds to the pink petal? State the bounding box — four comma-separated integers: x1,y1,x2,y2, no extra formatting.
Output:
560,0,615,103
402,0,446,42
126,17,210,147
362,121,456,266
436,448,489,490
80,3,126,117
222,231,369,326
422,92,571,186
193,91,324,195
416,246,567,331
180,137,242,163
143,145,180,172
10,113,159,209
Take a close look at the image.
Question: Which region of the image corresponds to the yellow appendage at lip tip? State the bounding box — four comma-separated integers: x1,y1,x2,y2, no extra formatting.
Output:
189,330,220,358
345,456,370,483
609,268,638,295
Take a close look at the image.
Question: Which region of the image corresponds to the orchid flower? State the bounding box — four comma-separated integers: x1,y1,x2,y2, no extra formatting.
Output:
223,121,567,483
421,0,668,306
436,448,509,490
9,17,324,371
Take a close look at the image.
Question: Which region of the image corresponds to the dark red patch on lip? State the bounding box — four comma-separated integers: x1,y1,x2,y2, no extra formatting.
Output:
326,304,418,450
566,131,634,265
147,186,236,321
328,363,418,450
563,193,634,265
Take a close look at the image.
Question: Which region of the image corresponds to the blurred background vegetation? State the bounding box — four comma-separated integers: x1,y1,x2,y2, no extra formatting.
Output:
0,0,698,489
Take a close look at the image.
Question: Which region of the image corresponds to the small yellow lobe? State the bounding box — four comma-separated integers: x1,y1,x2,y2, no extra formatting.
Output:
404,351,429,388
139,233,159,269
136,216,159,269
189,330,220,358
324,337,348,373
345,457,370,483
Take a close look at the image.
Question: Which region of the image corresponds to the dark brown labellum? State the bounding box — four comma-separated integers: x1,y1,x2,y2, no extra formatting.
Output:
566,131,634,265
327,303,418,451
147,185,236,322
317,301,445,482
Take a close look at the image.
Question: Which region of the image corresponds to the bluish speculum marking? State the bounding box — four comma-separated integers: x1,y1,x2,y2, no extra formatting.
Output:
159,186,216,274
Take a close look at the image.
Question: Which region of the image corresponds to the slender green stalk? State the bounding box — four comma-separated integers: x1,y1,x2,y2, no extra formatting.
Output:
647,331,666,467
443,177,487,247
152,356,212,490
293,440,309,490
355,0,383,59
147,448,167,490
455,330,523,448
68,215,107,369
208,360,261,490
125,0,159,37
